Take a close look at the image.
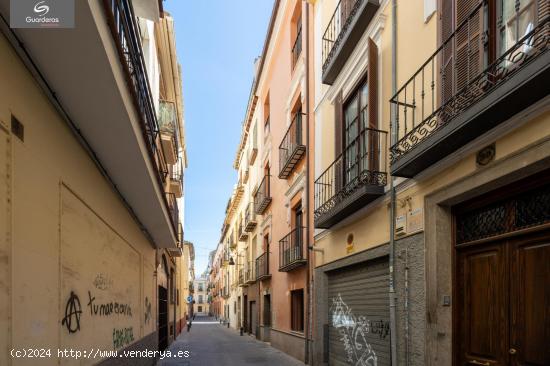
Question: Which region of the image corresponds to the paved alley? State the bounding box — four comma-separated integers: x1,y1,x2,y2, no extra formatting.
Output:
157,316,305,366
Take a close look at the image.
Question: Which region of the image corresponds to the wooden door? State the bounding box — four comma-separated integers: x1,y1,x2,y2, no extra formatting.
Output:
457,242,508,366
457,231,550,365
509,234,550,366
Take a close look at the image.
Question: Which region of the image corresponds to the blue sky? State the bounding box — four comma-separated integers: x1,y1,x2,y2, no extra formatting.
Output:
164,0,274,277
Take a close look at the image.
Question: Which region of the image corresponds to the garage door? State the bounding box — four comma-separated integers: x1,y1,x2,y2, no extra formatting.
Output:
328,256,390,366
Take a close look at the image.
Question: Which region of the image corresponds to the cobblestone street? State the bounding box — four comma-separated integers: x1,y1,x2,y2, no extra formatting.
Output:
157,316,305,366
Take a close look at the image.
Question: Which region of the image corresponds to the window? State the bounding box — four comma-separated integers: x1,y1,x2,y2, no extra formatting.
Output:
499,0,537,56
198,295,203,304
291,289,304,332
291,3,302,70
264,93,271,137
343,79,376,184
198,306,202,313
198,283,203,292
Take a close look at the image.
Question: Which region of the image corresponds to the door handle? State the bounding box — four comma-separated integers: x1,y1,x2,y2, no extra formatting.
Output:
467,361,490,366
509,348,517,355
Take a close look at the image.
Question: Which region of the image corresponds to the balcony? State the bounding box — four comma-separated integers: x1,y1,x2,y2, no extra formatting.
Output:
238,221,248,241
314,128,387,228
322,0,380,84
245,262,256,284
256,252,271,281
158,100,179,165
165,193,179,233
279,113,306,179
238,269,246,287
167,161,183,198
244,203,258,232
279,227,307,272
292,22,303,70
254,175,272,214
229,232,237,249
390,2,550,178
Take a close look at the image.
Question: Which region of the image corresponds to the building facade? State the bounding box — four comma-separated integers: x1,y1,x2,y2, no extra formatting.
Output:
210,0,317,362
193,276,209,316
311,0,549,366
0,1,191,365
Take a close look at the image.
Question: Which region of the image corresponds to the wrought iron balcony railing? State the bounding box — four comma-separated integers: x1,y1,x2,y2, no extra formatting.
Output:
314,128,387,228
321,0,379,84
238,269,245,287
165,192,179,234
103,0,169,183
255,252,271,281
292,22,303,70
167,161,183,198
279,227,307,272
158,100,180,164
244,202,257,232
390,1,549,177
238,220,248,241
254,175,272,214
245,261,256,284
279,113,306,179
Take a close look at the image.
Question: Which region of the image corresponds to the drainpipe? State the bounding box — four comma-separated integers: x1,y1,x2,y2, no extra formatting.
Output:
389,0,399,365
304,1,312,364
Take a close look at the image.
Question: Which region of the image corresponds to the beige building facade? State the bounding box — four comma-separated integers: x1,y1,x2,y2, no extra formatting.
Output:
311,0,549,365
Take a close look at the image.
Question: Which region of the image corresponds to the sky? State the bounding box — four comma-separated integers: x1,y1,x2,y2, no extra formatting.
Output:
164,0,274,277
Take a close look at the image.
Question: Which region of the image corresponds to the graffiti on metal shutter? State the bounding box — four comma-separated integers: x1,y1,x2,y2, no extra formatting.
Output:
330,294,389,366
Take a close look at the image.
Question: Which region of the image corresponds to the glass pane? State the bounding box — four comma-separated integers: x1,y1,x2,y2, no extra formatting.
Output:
500,0,536,56
344,96,358,128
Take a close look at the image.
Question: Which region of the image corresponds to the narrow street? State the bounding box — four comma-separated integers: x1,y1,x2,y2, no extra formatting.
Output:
157,316,305,366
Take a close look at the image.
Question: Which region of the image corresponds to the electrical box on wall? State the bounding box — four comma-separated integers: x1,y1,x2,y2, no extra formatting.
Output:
395,215,407,237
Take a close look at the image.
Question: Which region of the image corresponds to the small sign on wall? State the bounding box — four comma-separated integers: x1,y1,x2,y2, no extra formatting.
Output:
407,208,424,233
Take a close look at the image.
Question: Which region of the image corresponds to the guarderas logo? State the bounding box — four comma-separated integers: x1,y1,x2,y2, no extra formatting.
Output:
25,0,60,25
33,1,49,16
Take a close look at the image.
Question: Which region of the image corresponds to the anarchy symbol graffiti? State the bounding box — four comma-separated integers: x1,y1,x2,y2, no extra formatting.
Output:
62,291,82,334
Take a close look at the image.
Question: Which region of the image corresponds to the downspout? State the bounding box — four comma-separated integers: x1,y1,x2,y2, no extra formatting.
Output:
389,0,399,365
304,1,312,364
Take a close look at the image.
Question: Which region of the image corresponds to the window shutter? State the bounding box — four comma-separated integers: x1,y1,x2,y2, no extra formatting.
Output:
334,90,343,191
367,38,379,171
334,90,343,156
455,0,483,91
367,37,378,129
539,0,550,22
441,0,455,104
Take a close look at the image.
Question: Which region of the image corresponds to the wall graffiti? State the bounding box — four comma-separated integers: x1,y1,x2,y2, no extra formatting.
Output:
330,294,389,366
87,291,133,317
62,291,82,334
144,297,152,324
93,273,113,291
112,327,134,349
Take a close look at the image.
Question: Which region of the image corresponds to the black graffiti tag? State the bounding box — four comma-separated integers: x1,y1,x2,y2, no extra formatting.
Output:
62,291,82,334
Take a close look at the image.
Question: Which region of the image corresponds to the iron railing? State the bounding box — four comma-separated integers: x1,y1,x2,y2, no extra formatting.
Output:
390,1,549,164
314,128,388,219
254,175,272,214
256,252,270,280
238,269,244,286
279,227,307,271
292,22,303,69
103,0,169,182
165,192,179,233
244,202,257,232
170,160,184,191
245,261,256,283
238,219,248,241
322,0,362,72
158,100,180,158
279,112,306,178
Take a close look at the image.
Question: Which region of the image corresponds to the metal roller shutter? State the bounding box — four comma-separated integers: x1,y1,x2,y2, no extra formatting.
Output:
328,256,390,366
